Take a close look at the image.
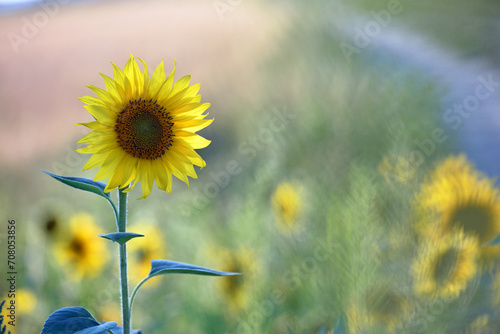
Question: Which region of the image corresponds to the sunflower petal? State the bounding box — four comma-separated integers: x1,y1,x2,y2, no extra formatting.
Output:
149,60,166,97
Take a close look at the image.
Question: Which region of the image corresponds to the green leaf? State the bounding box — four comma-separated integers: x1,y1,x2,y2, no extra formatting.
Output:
148,259,240,277
41,306,117,334
129,259,240,310
42,170,118,220
42,170,111,200
99,232,144,245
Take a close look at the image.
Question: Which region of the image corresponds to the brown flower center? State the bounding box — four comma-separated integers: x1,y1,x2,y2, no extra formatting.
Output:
115,98,174,160
433,247,459,286
450,204,494,243
70,237,85,256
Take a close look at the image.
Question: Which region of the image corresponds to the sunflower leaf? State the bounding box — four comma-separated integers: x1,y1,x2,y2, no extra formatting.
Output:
130,259,240,309
99,232,144,245
42,170,110,199
42,171,118,218
41,306,117,334
148,259,240,278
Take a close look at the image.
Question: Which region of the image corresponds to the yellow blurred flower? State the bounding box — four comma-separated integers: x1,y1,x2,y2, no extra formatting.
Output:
127,223,167,286
98,301,121,323
211,247,258,313
53,213,109,280
347,284,409,334
272,181,302,234
17,289,37,314
416,154,500,245
412,228,479,299
77,55,212,199
466,314,494,334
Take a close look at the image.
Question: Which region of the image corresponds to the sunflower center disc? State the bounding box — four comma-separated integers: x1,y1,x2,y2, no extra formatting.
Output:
115,98,174,160
433,247,458,286
450,205,493,242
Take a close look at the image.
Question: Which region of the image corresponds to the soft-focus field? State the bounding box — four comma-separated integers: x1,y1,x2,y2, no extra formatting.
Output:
1,0,500,333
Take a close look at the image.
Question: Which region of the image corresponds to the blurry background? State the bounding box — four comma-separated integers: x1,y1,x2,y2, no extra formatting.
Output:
1,0,500,333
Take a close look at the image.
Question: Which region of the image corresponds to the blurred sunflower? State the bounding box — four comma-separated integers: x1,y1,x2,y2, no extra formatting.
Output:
272,181,303,234
77,55,212,199
42,215,59,237
53,213,109,280
98,301,121,323
416,154,500,245
211,247,258,312
347,285,409,334
467,314,493,334
17,289,37,315
127,223,167,286
412,228,479,299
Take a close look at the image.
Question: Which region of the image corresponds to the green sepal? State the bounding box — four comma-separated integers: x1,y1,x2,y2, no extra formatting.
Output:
99,232,144,245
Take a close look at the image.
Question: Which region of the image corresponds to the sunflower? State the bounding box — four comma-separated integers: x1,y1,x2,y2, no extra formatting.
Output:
412,228,479,299
467,315,494,334
77,55,212,199
347,284,410,334
271,181,302,234
17,289,37,315
53,213,109,280
416,154,500,245
127,223,167,286
210,247,258,312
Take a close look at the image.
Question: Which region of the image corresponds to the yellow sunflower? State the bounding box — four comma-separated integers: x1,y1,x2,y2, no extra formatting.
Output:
347,284,409,334
272,181,303,234
127,223,167,286
412,228,479,299
210,247,258,313
77,55,212,199
16,289,37,315
53,213,109,280
467,315,494,334
416,154,500,245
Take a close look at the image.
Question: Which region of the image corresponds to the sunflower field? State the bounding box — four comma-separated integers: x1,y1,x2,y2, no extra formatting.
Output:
1,0,500,333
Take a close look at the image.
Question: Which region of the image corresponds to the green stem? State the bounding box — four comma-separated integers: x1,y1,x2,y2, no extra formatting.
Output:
129,276,151,314
118,189,131,334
